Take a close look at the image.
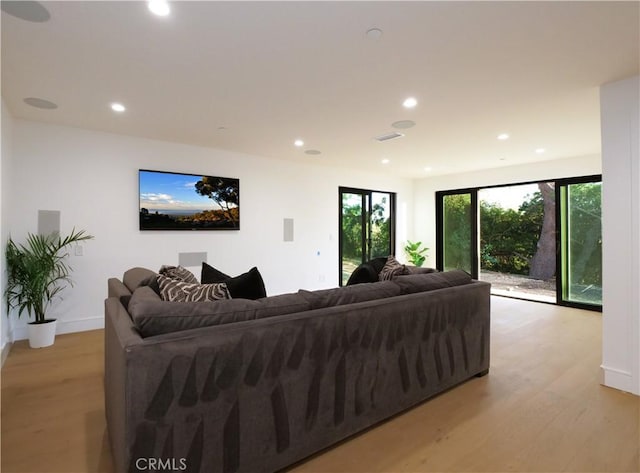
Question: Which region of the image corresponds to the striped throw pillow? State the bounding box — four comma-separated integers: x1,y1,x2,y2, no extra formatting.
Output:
158,275,231,302
379,255,410,281
158,265,199,284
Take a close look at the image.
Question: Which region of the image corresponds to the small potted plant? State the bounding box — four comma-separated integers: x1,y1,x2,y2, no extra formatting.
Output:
404,240,429,267
5,228,93,348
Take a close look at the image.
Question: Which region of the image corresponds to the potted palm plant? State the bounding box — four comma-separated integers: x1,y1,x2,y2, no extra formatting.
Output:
5,228,93,348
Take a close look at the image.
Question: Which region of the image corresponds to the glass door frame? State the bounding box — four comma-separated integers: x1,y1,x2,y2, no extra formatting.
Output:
435,188,479,278
435,175,602,312
338,186,396,286
555,175,603,311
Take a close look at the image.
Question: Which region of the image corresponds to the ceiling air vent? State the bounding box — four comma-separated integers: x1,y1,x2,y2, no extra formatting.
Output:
375,132,405,142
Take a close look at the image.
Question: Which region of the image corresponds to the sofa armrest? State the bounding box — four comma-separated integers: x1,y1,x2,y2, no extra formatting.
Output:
108,278,131,299
104,297,143,473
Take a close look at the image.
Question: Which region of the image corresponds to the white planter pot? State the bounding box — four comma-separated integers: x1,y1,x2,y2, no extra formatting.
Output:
27,319,57,348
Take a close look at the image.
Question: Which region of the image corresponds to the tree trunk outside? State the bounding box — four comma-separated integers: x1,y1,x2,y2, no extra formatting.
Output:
529,182,556,280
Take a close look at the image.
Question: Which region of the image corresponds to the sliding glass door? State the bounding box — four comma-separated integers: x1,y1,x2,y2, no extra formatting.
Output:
558,179,602,307
437,191,476,275
339,187,395,285
436,175,602,310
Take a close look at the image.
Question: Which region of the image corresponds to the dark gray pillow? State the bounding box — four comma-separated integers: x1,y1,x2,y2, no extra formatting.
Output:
201,264,267,300
393,270,472,295
299,280,401,310
201,262,231,283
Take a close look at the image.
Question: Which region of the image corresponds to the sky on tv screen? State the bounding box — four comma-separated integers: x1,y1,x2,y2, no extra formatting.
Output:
139,171,227,215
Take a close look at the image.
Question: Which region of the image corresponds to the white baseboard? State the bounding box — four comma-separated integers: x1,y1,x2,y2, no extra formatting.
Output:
601,364,638,395
1,342,12,368
11,316,104,341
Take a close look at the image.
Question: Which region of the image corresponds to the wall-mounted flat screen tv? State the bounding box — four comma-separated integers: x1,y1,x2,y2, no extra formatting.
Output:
139,169,240,230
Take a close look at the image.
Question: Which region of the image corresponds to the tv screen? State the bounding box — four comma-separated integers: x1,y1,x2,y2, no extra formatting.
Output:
139,169,240,230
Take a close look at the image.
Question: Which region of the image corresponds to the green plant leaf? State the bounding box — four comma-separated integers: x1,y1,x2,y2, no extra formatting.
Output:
4,229,93,322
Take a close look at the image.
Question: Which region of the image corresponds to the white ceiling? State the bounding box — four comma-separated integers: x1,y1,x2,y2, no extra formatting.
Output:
2,1,639,178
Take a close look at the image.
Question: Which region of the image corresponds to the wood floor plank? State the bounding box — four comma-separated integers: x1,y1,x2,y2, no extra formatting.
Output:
1,297,638,473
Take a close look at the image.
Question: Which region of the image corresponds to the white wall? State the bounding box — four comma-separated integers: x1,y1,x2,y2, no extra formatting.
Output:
7,119,413,339
1,100,14,359
601,75,640,395
413,155,602,268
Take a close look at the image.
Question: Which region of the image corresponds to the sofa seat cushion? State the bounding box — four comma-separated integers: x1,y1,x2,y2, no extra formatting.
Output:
127,286,310,337
299,280,401,310
393,269,472,294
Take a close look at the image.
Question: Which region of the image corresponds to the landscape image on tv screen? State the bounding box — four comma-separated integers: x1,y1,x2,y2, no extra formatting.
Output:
139,169,240,230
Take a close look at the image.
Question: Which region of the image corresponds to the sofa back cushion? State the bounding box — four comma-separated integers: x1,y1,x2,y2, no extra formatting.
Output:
393,269,472,294
127,286,310,337
298,280,401,310
122,267,157,293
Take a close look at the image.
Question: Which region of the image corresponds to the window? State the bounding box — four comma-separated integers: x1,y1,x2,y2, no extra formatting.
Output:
339,187,396,286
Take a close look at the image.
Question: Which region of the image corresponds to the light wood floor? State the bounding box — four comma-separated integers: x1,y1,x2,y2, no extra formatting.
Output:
1,297,638,473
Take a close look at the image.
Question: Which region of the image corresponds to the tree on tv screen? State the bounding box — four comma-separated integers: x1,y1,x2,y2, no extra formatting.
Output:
195,176,239,227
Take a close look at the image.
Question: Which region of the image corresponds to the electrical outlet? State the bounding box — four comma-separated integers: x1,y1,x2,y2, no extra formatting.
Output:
75,245,83,256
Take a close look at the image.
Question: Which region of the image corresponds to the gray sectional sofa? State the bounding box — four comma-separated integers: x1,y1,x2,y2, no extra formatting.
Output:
105,267,491,473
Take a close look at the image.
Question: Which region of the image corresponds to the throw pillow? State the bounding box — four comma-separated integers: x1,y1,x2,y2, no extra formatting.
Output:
345,263,379,285
379,255,410,281
201,262,231,283
157,274,231,302
225,267,267,300
201,264,267,300
158,265,199,284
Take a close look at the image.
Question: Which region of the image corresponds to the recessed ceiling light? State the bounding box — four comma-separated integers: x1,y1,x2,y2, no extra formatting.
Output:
294,139,304,147
381,159,390,164
23,97,57,110
111,102,126,112
403,97,418,109
424,166,432,172
148,0,170,16
305,149,321,156
392,120,416,129
497,133,509,140
535,148,546,154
